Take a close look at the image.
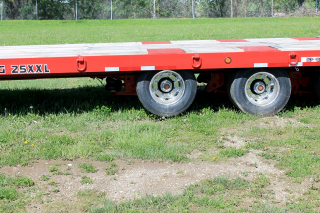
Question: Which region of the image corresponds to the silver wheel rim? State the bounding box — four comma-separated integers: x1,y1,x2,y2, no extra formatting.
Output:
149,70,185,105
244,72,280,106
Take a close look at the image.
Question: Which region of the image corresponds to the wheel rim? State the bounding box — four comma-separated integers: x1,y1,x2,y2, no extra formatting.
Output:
244,72,280,106
149,70,185,105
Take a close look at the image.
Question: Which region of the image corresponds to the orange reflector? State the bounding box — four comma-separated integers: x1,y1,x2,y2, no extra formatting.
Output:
225,57,232,64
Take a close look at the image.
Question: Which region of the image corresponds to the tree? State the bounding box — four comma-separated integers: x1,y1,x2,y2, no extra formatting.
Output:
38,0,68,20
78,0,106,19
5,0,23,19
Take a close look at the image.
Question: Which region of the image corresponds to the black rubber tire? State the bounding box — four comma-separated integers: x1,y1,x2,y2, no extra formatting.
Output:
228,68,291,116
314,72,320,100
136,70,197,117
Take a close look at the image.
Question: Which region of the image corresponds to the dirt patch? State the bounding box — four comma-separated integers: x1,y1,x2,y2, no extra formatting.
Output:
223,134,246,149
187,150,205,159
0,152,294,206
251,116,305,129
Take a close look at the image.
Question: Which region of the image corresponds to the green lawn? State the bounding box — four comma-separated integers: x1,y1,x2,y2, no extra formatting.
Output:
0,17,320,46
0,17,320,212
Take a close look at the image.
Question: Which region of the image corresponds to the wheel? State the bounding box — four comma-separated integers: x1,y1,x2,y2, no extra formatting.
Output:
136,70,197,117
228,68,291,116
314,72,320,100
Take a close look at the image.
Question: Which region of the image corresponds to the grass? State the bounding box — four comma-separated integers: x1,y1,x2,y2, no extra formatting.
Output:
0,173,34,211
0,17,320,46
53,170,63,175
81,176,93,185
78,163,97,173
94,154,114,162
244,107,320,179
219,148,247,158
0,87,256,166
105,162,118,175
49,166,59,172
0,17,320,211
15,177,34,187
39,175,50,181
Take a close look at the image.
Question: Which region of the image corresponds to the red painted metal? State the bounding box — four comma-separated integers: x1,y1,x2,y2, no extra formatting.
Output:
289,52,298,66
217,39,249,42
288,71,311,95
77,57,87,72
123,75,137,94
142,41,171,44
206,73,225,92
109,75,137,96
192,54,202,69
147,49,185,54
1,50,320,78
292,37,320,41
239,46,280,52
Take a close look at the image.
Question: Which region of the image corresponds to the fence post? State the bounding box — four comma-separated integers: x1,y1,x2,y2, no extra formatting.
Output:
111,0,112,20
192,0,194,18
36,0,38,20
317,0,318,13
231,0,233,18
1,1,3,21
75,0,77,20
271,0,273,17
153,0,155,19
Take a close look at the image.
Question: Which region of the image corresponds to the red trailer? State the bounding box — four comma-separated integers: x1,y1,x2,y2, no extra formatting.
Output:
1,37,320,117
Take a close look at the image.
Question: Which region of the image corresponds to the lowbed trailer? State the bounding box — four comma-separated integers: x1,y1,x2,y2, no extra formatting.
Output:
1,37,320,117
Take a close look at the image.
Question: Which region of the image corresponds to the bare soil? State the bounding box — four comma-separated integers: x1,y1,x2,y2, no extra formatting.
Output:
0,149,309,211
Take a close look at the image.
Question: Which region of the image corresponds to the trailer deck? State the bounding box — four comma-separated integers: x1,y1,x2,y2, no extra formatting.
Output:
1,37,320,59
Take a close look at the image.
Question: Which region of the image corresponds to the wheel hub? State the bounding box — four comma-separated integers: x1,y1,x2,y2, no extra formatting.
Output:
245,72,280,106
149,70,185,105
253,81,266,94
160,79,173,93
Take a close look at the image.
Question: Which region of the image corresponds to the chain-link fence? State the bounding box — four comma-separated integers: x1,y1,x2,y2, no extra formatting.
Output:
0,0,318,20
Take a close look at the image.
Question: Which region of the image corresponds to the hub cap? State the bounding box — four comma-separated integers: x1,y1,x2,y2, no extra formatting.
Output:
160,80,173,93
149,70,185,105
245,72,280,106
253,81,266,94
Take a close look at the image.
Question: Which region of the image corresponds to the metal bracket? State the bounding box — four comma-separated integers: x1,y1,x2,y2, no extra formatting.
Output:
192,54,202,69
288,71,310,95
110,75,137,96
77,57,87,72
289,52,298,66
206,73,225,92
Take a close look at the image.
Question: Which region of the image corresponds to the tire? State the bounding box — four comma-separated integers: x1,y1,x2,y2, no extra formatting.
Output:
136,70,197,117
314,72,320,100
228,68,291,116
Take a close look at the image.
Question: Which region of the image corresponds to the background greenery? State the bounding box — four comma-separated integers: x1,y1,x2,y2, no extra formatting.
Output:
2,0,319,20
